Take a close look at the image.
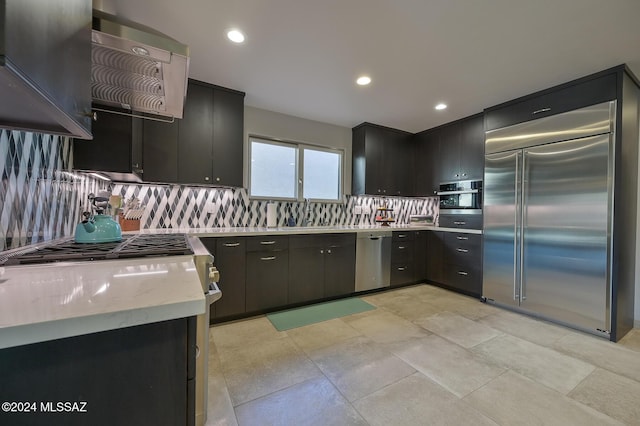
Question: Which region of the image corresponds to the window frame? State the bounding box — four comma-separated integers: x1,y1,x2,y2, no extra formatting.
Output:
248,135,344,203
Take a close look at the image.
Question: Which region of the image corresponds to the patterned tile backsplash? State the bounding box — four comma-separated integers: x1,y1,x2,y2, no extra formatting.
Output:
111,183,439,229
0,130,107,251
0,129,436,251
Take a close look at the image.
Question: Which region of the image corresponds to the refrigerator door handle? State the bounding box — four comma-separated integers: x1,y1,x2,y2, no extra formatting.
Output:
520,150,527,302
514,151,521,301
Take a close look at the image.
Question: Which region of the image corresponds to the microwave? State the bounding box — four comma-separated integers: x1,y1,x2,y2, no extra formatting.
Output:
437,180,482,215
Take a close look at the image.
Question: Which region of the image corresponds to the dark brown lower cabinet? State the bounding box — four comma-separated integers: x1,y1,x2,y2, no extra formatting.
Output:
288,233,356,303
246,250,289,312
202,237,247,321
426,231,445,284
323,234,356,298
289,244,325,303
442,232,482,297
0,318,196,426
414,231,427,282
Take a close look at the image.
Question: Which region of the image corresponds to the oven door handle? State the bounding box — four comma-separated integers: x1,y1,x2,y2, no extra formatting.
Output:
436,189,479,195
206,281,222,304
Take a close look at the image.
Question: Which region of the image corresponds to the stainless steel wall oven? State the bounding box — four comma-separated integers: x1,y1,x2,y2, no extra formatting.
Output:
437,180,482,215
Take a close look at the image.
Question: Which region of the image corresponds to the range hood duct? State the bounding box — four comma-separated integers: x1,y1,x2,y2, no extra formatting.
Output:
91,10,189,120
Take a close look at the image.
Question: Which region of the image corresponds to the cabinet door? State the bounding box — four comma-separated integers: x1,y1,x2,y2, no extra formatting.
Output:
365,126,386,195
459,114,485,181
178,81,214,185
212,88,244,187
289,244,325,304
0,319,191,426
73,108,134,173
484,73,617,131
324,237,356,298
143,118,179,183
413,130,440,196
389,131,414,196
246,250,288,312
438,122,462,182
210,238,246,319
426,231,444,283
413,231,427,282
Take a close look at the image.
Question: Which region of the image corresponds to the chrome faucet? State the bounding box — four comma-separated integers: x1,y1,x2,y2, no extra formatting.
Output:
301,198,311,226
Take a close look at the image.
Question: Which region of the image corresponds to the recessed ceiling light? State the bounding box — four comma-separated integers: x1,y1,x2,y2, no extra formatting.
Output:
435,103,447,110
356,76,371,86
227,29,245,43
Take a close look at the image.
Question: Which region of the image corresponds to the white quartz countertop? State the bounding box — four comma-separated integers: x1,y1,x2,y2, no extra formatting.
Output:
0,255,205,349
134,224,483,237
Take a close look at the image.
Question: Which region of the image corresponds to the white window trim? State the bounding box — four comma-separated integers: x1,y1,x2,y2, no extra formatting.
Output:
249,135,344,203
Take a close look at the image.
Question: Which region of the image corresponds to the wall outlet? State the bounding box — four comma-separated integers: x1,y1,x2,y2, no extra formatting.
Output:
205,203,217,214
354,206,363,215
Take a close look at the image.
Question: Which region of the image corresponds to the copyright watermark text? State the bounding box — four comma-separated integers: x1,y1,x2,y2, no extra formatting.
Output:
2,401,88,413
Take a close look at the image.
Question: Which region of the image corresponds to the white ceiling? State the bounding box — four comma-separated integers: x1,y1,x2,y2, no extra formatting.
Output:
99,0,640,133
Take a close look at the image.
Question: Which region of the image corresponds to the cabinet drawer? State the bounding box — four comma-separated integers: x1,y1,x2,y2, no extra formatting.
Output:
485,72,616,131
439,215,483,230
443,265,482,296
391,242,414,263
393,231,415,242
289,234,324,249
391,263,414,287
215,237,246,251
325,233,356,248
444,233,481,252
246,235,289,251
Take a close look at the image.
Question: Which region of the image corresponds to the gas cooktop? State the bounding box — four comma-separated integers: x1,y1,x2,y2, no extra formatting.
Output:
0,234,194,266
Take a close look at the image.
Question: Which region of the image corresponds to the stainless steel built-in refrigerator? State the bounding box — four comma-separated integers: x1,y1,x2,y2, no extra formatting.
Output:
483,101,615,338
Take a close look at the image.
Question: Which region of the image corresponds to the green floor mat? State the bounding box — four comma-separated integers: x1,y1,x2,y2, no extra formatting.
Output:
267,298,376,331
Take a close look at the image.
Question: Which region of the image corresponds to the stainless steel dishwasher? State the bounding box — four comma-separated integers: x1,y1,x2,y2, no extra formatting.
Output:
355,230,392,292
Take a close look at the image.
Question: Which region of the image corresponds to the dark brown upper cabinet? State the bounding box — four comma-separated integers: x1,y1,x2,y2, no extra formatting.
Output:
352,123,414,196
177,80,245,187
437,114,484,183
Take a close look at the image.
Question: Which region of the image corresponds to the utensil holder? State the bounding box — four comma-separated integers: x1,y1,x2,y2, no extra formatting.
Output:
119,213,141,231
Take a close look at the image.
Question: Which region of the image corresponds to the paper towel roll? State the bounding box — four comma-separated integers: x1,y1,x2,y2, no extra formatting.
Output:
266,203,277,227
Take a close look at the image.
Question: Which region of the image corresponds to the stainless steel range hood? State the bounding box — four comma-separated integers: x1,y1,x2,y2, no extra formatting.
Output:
91,10,189,119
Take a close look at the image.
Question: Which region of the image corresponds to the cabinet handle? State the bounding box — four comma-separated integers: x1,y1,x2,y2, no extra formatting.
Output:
397,267,406,271
320,249,324,254
397,234,407,238
204,177,210,181
260,241,276,245
456,248,469,253
223,242,240,247
216,177,221,182
532,107,551,115
398,246,406,250
462,173,467,177
457,271,469,276
454,221,466,225
327,249,332,254
455,174,459,177
456,236,469,240
260,256,276,261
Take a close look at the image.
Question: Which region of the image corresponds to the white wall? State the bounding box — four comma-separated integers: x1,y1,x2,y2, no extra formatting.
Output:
243,106,353,194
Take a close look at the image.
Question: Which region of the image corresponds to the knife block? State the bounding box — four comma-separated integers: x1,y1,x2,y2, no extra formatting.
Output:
119,213,141,231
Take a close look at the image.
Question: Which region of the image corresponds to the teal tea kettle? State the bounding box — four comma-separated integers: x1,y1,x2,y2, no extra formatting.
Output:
75,193,122,243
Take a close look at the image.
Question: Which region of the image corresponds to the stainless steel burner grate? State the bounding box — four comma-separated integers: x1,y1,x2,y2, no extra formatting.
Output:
0,234,193,266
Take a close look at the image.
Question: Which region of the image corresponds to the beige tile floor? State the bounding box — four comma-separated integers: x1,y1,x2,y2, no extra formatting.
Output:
206,284,640,426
